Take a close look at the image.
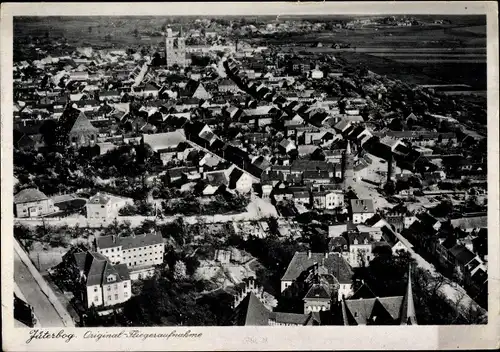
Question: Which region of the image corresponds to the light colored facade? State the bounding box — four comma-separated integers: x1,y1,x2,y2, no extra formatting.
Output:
86,192,133,224
235,173,254,193
73,251,132,309
96,233,165,281
14,188,55,218
325,191,344,209
15,198,54,218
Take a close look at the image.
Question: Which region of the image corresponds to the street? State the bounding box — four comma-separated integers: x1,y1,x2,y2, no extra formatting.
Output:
391,230,487,320
14,250,66,327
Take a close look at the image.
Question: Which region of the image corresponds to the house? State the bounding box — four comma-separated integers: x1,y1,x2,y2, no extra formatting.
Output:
341,268,417,325
304,171,331,185
350,199,375,224
279,138,297,154
293,190,310,206
229,285,320,326
218,79,240,93
14,188,55,218
142,130,187,164
95,232,164,280
228,168,254,193
86,192,133,224
261,182,274,199
281,251,353,302
311,68,324,79
183,80,212,100
340,232,374,268
99,90,121,101
380,225,413,255
69,250,131,309
59,108,99,148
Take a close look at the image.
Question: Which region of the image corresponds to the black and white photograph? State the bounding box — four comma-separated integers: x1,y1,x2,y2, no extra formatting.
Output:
1,1,499,351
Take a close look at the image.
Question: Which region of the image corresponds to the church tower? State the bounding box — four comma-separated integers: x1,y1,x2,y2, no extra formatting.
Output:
165,27,186,68
343,140,355,190
400,266,418,325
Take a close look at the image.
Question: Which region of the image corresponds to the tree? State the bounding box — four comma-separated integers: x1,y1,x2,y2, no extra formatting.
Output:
430,200,454,217
133,28,139,38
173,260,187,280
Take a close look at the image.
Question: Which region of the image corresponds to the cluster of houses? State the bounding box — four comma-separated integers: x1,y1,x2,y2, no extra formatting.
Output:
14,26,487,325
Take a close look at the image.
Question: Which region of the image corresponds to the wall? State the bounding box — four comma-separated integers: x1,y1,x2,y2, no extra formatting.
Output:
86,285,103,308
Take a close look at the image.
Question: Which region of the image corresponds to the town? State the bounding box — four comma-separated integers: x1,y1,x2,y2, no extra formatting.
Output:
12,15,488,328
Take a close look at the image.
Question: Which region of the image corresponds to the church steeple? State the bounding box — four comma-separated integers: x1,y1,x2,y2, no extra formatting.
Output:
346,139,352,155
400,265,418,325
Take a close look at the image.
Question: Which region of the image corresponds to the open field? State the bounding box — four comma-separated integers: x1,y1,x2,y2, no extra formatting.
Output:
335,51,486,89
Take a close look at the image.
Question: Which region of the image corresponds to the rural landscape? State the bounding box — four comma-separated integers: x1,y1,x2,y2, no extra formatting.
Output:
12,14,488,328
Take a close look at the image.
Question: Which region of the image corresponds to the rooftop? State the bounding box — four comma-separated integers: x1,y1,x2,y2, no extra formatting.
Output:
14,188,48,204
96,232,163,250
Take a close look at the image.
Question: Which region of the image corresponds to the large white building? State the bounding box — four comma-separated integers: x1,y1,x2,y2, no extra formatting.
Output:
95,232,165,280
71,251,132,309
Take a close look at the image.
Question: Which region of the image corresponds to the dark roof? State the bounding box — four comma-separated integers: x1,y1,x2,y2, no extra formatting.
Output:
304,284,331,299
350,199,375,214
268,311,318,325
96,232,163,250
364,214,383,226
343,296,404,325
231,292,270,326
449,245,476,265
74,251,129,287
14,188,49,204
282,252,353,284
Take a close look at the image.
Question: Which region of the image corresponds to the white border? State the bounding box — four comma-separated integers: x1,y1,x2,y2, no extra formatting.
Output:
1,2,499,351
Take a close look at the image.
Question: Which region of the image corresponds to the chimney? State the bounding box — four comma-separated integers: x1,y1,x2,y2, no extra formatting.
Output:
325,252,329,259
308,250,312,259
112,235,116,243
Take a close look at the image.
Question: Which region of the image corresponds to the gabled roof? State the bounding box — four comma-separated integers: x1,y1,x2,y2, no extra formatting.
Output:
60,108,98,135
74,251,130,287
231,292,270,326
343,296,404,325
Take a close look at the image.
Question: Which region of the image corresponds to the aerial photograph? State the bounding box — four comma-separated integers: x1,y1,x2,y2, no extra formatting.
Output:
12,14,488,327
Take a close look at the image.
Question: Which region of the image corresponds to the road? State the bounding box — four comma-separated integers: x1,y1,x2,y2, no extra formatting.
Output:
16,198,278,228
14,250,66,327
351,153,394,210
391,229,487,320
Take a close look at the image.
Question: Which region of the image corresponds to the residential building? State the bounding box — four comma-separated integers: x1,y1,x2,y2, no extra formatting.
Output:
228,168,254,193
86,192,133,224
281,251,353,302
14,188,55,218
350,199,375,224
70,250,132,309
96,232,165,280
